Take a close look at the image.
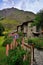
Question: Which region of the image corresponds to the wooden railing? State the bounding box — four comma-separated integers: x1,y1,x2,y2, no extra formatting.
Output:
22,43,34,65
6,38,34,65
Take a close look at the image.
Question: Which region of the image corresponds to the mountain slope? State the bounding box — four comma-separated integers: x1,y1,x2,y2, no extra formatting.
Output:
0,7,35,31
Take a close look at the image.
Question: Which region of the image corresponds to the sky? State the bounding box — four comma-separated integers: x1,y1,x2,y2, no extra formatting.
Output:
0,0,43,13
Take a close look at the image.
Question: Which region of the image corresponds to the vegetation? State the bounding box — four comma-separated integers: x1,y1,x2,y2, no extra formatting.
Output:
0,19,19,31
0,23,5,35
18,32,23,37
0,36,31,65
0,36,6,65
17,32,24,44
7,45,30,65
0,7,35,31
0,17,4,20
0,8,43,65
31,10,43,30
28,38,33,45
16,38,22,45
28,38,43,49
3,36,13,47
24,37,28,43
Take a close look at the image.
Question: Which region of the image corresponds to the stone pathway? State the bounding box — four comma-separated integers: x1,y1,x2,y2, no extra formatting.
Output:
34,48,43,65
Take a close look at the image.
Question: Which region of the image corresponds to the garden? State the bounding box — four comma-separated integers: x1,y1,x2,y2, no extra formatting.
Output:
0,31,31,65
0,35,43,65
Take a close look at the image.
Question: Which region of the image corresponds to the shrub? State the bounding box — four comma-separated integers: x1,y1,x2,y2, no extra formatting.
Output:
0,23,5,35
7,46,26,65
28,38,43,49
2,36,13,47
18,32,23,37
16,38,22,45
28,38,33,45
4,33,9,39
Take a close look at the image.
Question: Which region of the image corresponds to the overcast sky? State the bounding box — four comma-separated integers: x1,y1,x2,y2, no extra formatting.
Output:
0,0,43,13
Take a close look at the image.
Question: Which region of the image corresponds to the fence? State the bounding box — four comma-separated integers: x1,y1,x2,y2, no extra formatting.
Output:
6,38,34,65
22,43,34,65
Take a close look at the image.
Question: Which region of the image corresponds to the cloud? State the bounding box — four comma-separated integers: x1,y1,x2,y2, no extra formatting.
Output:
0,0,43,13
14,0,43,13
3,0,8,2
13,0,43,13
0,0,15,9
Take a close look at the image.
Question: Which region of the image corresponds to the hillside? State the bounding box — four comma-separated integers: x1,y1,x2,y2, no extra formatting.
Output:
0,7,35,31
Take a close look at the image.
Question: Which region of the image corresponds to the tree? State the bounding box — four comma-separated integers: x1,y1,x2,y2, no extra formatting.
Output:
32,10,43,30
0,23,5,35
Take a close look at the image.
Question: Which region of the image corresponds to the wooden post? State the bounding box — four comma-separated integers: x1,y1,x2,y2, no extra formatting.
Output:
12,39,16,49
6,44,9,56
10,43,13,49
21,38,24,48
30,44,34,65
31,46,33,65
32,44,34,61
16,41,18,47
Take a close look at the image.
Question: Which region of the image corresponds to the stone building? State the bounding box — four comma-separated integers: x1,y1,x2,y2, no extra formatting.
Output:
17,20,43,38
21,20,37,38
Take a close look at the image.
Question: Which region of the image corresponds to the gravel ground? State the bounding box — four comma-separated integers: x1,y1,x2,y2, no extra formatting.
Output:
34,48,43,65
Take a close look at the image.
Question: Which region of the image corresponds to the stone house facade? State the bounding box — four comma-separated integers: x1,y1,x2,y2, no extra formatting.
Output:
21,21,37,38
17,20,43,38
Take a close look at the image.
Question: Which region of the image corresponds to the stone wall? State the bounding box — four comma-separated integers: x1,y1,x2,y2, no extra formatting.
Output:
17,26,21,32
27,23,33,38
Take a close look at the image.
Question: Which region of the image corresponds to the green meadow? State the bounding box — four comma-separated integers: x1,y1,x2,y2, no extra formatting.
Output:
0,36,6,65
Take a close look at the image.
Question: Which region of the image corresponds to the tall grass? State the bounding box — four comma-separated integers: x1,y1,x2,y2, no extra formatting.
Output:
0,36,7,65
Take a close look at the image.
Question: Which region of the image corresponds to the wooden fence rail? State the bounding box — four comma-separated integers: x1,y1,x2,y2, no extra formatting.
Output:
22,43,34,65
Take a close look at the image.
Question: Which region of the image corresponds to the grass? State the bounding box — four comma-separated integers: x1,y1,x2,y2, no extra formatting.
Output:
0,18,19,31
0,36,7,65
